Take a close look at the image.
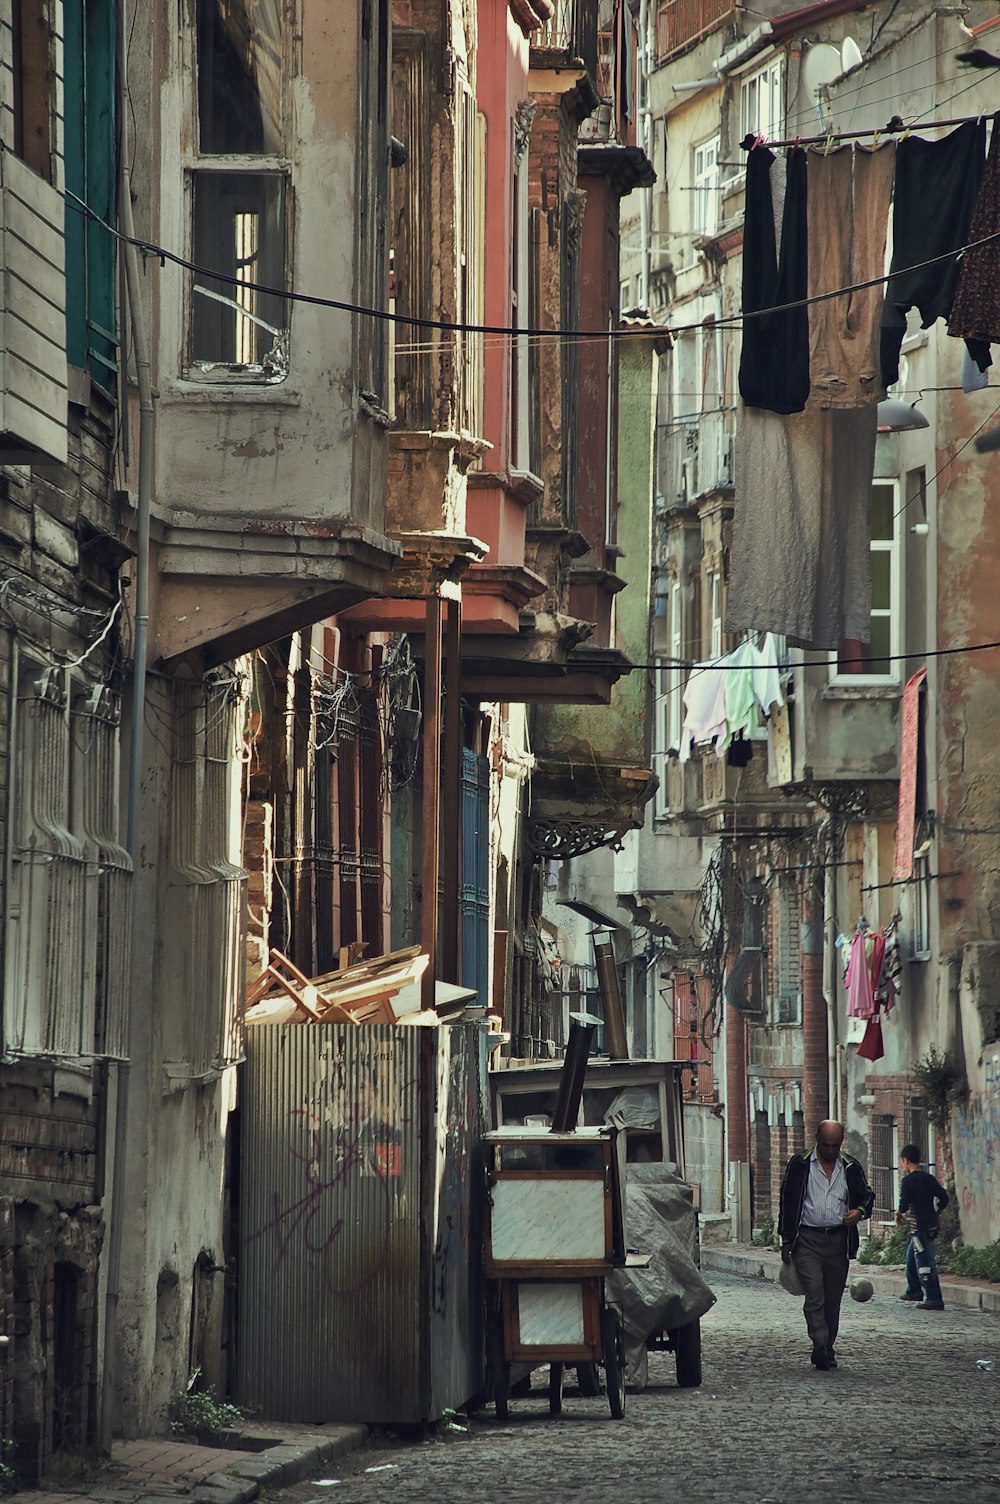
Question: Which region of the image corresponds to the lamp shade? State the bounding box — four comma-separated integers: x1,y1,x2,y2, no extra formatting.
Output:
876,398,930,433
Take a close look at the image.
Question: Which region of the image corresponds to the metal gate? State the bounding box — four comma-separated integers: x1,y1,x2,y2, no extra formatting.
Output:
238,1023,486,1423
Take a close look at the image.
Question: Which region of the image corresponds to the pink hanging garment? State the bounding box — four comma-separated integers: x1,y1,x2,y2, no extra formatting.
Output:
845,929,876,1018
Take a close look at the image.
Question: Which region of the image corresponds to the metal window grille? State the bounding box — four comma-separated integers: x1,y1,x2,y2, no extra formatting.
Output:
871,1113,897,1223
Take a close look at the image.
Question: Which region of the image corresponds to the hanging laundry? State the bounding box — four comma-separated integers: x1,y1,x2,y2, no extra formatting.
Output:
727,401,876,649
752,633,785,715
948,113,1000,371
724,639,758,745
739,146,810,414
881,118,986,388
678,661,728,763
856,1014,885,1062
845,926,877,1019
963,345,990,391
806,142,895,408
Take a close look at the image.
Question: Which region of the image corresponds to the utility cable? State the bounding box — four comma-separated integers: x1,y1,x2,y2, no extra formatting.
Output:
59,175,1000,347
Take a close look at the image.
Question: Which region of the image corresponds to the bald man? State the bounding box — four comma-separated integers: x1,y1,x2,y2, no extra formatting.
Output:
778,1120,875,1370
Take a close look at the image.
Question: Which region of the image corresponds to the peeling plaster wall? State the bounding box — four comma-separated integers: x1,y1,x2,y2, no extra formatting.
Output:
115,671,239,1434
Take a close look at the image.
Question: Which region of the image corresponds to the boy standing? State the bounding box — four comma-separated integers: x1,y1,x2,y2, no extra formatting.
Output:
896,1143,949,1310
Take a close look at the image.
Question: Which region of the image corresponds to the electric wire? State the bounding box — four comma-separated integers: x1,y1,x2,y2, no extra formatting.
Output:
59,169,1000,348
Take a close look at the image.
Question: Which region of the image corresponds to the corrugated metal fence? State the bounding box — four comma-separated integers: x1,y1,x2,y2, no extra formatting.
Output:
238,1023,486,1423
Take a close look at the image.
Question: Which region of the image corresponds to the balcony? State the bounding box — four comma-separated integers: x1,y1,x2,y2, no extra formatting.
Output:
533,0,599,77
768,665,901,788
655,0,737,64
656,409,734,512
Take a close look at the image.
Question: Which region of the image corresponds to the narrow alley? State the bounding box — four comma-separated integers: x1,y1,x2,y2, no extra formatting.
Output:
263,1274,1000,1504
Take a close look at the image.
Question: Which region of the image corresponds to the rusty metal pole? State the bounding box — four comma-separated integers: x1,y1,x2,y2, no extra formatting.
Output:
421,594,443,1010
593,929,629,1060
441,595,462,985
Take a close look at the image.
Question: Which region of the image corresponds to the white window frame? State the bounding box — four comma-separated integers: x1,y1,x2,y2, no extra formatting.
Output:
692,133,720,237
653,661,670,818
185,3,292,384
910,851,931,958
739,54,784,144
829,478,901,685
708,569,723,659
667,581,683,751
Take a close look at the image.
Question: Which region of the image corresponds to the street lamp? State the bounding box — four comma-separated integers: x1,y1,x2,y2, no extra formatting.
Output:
876,398,930,433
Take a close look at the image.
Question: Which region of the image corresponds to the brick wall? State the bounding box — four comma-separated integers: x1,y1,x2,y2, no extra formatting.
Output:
0,384,122,1479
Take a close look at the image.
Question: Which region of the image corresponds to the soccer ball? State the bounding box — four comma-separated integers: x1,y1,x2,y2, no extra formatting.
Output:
849,1278,875,1303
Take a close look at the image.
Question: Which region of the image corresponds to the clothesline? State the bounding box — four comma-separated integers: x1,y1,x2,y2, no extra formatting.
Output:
739,111,988,152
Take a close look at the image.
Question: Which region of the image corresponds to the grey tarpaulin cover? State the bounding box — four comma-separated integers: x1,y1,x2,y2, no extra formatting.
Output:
606,1164,717,1389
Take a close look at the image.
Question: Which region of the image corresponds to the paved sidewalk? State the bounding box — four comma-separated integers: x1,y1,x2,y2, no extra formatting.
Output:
15,1422,369,1504
701,1239,1000,1313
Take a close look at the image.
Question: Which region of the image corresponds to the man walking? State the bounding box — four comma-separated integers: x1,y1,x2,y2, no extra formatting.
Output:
778,1120,875,1370
897,1142,949,1310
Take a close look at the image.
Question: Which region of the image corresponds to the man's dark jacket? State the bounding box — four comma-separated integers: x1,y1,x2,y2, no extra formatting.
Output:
777,1150,875,1258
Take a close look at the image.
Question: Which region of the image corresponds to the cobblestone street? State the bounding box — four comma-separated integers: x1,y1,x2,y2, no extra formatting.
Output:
266,1273,1000,1504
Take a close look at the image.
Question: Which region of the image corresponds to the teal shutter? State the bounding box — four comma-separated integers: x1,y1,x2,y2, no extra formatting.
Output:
63,1,118,389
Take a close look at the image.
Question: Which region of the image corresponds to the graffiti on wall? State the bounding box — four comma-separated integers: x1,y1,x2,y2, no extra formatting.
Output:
952,1082,1000,1222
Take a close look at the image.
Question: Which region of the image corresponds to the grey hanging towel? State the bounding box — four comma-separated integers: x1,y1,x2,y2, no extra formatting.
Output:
881,118,986,388
727,402,877,651
739,145,810,414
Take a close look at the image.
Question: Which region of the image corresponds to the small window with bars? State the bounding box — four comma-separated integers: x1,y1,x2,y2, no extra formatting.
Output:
773,880,801,1025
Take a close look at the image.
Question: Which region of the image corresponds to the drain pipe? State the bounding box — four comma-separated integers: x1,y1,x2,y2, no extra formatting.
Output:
100,65,154,1449
822,819,841,1121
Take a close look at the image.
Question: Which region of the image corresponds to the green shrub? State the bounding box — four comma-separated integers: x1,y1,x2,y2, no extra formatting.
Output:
0,1439,15,1497
947,1241,1000,1282
857,1224,909,1266
169,1381,248,1440
750,1213,777,1248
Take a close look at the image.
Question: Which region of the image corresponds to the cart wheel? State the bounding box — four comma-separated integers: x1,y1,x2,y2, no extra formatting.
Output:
601,1306,626,1420
576,1362,602,1397
549,1362,564,1416
488,1302,509,1420
671,1319,702,1389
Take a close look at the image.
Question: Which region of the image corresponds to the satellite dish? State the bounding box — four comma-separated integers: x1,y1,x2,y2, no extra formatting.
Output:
799,41,841,98
842,35,864,73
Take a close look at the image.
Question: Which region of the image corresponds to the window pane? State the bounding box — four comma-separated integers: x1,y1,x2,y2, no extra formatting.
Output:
871,482,894,540
871,551,891,608
867,615,891,675
191,172,287,369
197,0,282,154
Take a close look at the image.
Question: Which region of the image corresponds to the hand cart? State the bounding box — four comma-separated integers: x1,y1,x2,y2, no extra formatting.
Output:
484,1124,643,1420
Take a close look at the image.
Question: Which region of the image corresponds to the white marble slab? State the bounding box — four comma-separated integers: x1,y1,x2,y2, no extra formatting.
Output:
517,1282,585,1346
490,1178,606,1261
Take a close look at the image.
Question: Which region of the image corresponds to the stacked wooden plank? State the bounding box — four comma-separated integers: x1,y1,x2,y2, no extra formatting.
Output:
244,945,429,1026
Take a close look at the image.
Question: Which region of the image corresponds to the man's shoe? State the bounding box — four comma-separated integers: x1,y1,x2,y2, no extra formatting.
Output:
825,1349,838,1369
811,1348,830,1369
916,1301,945,1310
899,1292,922,1301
